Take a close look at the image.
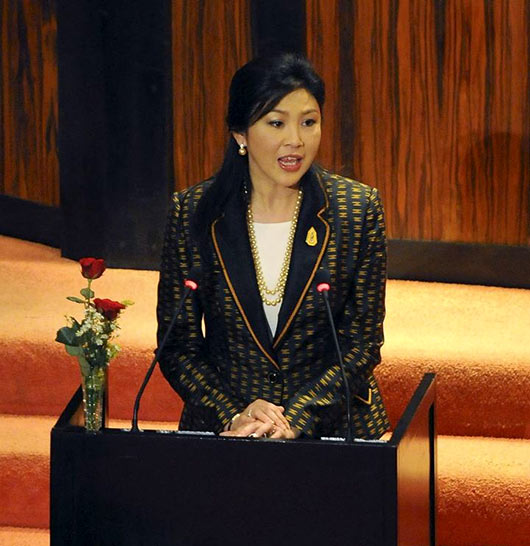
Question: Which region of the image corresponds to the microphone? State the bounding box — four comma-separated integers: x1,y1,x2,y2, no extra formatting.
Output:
315,269,353,443
131,266,201,432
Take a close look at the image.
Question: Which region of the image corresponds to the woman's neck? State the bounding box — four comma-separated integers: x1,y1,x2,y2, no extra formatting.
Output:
250,184,300,223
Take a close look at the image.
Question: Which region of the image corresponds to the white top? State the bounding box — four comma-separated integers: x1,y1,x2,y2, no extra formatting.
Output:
253,220,291,336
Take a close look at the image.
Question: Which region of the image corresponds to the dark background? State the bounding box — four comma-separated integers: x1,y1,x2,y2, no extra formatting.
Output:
1,0,529,286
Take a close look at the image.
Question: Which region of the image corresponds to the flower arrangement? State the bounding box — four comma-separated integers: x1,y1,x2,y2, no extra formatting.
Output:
56,257,132,370
56,257,133,431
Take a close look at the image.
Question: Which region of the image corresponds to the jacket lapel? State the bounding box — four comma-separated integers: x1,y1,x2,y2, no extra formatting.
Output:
274,169,330,347
210,169,331,363
211,191,278,368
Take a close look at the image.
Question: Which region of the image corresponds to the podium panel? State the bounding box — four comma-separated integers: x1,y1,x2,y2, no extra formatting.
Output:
51,374,436,546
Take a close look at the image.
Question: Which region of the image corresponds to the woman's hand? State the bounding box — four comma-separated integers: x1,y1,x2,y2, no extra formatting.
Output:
240,399,291,430
268,426,300,440
220,418,300,439
220,418,275,438
220,399,296,438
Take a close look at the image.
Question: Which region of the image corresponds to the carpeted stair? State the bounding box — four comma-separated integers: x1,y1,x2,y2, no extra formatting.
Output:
1,235,529,545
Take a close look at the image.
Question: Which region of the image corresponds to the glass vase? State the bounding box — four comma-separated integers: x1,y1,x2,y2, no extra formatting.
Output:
80,364,108,433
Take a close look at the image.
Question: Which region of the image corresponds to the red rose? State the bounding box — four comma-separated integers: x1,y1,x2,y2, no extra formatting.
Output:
79,257,106,280
93,298,126,321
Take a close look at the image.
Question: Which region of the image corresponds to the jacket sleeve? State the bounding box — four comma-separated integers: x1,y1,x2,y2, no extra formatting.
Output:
156,192,243,432
284,187,387,437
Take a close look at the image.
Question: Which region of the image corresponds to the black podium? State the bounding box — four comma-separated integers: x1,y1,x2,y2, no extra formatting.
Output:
50,373,436,546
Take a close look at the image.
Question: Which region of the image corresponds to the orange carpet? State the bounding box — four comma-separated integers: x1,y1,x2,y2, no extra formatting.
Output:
1,235,529,545
0,528,49,546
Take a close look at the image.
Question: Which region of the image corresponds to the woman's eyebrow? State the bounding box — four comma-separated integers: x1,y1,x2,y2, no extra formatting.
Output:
269,108,320,115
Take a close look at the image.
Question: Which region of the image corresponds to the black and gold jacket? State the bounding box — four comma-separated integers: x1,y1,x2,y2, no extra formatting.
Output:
157,168,389,439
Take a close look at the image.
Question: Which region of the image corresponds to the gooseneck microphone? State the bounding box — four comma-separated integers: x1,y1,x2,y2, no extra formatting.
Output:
315,269,353,443
131,267,201,432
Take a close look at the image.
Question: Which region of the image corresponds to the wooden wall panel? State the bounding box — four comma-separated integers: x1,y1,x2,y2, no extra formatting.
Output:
0,0,59,206
172,0,251,191
307,0,529,245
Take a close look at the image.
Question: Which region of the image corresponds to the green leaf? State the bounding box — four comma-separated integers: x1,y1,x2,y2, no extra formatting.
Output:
56,327,78,346
66,296,85,304
77,354,92,376
80,287,94,299
65,344,83,357
120,300,135,307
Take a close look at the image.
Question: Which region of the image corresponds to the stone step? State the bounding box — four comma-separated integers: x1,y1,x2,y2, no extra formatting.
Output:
437,435,530,545
0,343,184,424
0,527,49,546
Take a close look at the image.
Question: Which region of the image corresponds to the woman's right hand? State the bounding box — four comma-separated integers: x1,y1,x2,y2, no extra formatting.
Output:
240,399,290,431
220,414,300,439
221,399,291,436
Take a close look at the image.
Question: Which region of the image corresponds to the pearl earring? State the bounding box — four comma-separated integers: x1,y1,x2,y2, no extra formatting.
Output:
238,143,247,156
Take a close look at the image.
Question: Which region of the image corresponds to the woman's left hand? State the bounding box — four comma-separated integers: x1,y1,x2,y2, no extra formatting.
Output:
267,426,300,440
219,418,275,438
220,420,300,439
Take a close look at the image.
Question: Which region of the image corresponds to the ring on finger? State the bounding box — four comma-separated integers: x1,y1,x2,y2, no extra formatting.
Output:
248,432,257,438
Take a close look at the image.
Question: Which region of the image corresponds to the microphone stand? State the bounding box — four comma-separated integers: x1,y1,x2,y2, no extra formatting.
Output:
131,278,198,432
317,280,353,444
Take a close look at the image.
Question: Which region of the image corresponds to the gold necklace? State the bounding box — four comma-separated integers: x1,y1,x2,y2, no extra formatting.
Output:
247,189,303,306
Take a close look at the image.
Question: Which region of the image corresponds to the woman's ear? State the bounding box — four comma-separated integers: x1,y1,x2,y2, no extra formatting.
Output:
231,131,246,148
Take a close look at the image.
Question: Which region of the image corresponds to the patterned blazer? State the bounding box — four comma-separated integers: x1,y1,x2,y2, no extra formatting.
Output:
156,167,389,439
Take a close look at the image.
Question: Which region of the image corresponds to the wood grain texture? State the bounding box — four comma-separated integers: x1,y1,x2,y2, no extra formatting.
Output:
307,0,529,245
0,0,59,206
172,0,251,191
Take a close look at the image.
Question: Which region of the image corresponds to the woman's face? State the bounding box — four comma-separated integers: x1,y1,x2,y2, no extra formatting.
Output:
235,88,322,191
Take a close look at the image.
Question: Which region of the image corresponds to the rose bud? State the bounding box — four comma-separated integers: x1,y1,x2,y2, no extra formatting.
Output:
93,298,126,321
79,257,106,280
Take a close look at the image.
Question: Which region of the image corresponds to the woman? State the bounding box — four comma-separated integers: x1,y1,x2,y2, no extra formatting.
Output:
157,53,389,440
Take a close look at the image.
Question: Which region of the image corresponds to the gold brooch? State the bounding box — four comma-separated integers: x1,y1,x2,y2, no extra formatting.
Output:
305,227,317,246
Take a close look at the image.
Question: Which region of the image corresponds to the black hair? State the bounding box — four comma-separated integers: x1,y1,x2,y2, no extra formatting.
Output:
191,52,325,250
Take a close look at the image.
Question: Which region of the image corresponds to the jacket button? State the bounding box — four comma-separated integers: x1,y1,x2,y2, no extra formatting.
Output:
268,371,279,384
